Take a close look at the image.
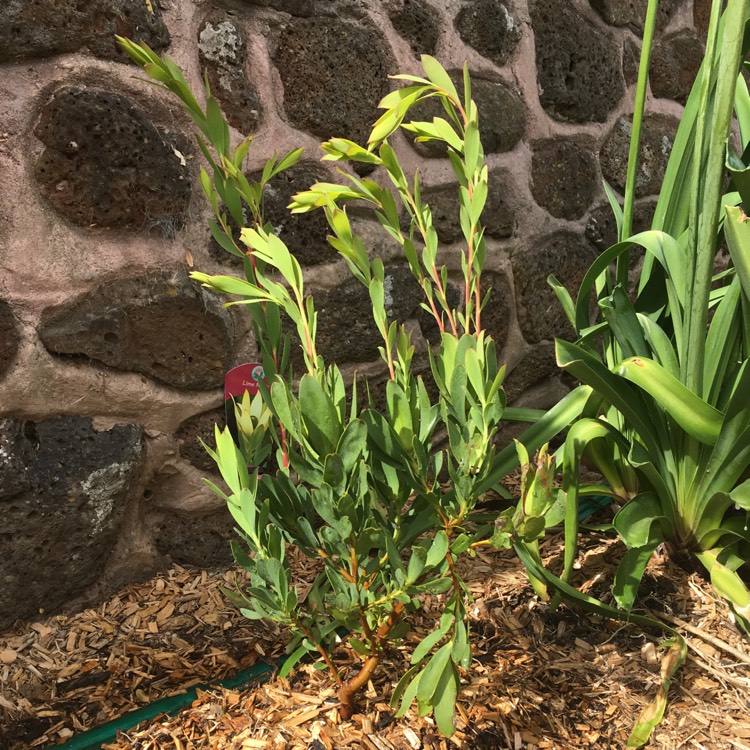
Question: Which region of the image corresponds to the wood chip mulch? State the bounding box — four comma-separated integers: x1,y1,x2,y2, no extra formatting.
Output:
2,533,750,750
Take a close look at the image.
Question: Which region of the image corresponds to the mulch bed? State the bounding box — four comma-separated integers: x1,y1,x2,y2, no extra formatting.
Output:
1,531,749,750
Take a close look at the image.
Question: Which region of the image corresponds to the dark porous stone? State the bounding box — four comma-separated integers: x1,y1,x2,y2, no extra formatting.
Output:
483,171,517,239
694,0,711,39
473,78,526,154
238,0,314,16
504,342,558,402
176,408,226,474
0,416,143,628
531,0,624,123
600,113,679,195
0,0,169,63
250,162,336,266
150,509,235,568
273,17,390,144
511,232,597,343
199,14,261,135
314,268,423,363
531,139,598,220
651,30,704,104
418,283,462,346
408,74,525,157
585,198,656,251
389,0,441,57
585,199,656,294
480,269,513,351
0,300,20,379
623,37,641,86
418,169,515,242
455,0,521,67
34,88,191,233
589,0,682,34
38,269,233,390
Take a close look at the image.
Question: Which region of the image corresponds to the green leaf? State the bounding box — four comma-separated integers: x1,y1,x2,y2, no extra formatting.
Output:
205,95,228,154
421,55,459,100
724,205,750,303
599,286,650,359
410,627,446,665
379,85,428,109
613,492,666,548
416,643,452,704
369,108,401,147
278,643,309,679
627,638,687,747
612,542,660,611
451,618,471,669
602,180,624,240
299,375,341,457
322,453,345,493
432,662,459,737
450,533,472,555
463,121,480,174
699,549,750,632
616,356,722,445
556,341,661,458
336,418,367,476
348,637,370,656
548,275,577,330
406,546,427,584
394,669,422,717
480,385,592,492
432,117,463,151
426,530,449,568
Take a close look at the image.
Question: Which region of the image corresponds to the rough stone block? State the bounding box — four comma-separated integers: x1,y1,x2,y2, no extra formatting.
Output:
34,88,191,233
417,282,463,346
511,232,597,343
199,13,261,135
479,269,513,351
623,37,642,86
272,17,390,144
455,0,521,67
531,0,624,123
585,199,656,294
388,0,441,57
504,342,558,403
176,408,226,474
651,30,703,104
600,113,679,195
0,417,143,628
694,0,711,39
150,509,235,568
589,0,682,34
417,169,515,242
0,0,170,63
313,268,423,363
38,270,233,391
0,300,20,379
585,199,656,251
531,139,598,220
238,0,314,16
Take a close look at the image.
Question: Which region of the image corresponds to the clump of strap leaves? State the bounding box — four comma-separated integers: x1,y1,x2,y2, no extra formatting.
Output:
119,39,686,744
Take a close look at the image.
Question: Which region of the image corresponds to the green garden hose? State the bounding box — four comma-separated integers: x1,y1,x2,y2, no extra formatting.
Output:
49,658,283,750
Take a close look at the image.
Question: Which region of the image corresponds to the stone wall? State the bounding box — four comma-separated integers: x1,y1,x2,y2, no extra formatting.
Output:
0,0,703,627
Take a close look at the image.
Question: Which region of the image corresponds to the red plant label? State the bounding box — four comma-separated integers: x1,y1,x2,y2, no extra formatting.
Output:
224,363,266,400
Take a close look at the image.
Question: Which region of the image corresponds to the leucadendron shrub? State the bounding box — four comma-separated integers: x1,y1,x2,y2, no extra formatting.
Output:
119,40,560,733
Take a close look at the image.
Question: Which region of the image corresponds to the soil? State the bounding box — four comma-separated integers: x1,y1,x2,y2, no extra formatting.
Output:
1,529,749,750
